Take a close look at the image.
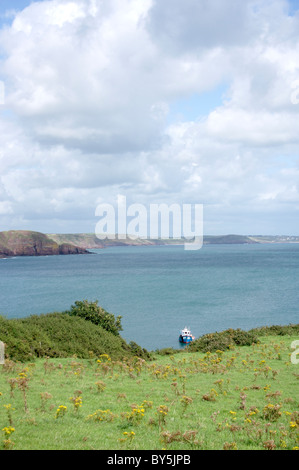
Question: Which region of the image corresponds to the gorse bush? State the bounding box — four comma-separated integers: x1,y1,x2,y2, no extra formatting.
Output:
64,300,123,336
188,328,259,353
128,341,151,360
187,325,299,354
0,310,142,362
251,324,299,337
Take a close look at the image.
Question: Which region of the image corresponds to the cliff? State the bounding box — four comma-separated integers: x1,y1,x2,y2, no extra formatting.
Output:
47,233,160,249
0,231,90,258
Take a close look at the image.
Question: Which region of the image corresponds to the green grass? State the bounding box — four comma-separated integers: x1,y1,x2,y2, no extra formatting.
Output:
0,335,298,450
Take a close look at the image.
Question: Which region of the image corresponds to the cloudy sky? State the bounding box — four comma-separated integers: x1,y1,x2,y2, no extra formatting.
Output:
0,0,299,236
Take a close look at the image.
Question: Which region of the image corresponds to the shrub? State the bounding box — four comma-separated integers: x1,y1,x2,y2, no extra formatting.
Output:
229,328,258,346
128,341,151,360
0,311,146,362
250,324,299,337
64,300,123,336
155,347,181,356
188,328,259,353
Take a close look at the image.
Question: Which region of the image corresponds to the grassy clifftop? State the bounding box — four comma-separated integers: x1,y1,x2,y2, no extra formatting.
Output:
48,233,258,249
0,330,298,449
48,233,169,249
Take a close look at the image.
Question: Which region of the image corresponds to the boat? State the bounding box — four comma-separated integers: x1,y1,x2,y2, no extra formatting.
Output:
179,327,195,344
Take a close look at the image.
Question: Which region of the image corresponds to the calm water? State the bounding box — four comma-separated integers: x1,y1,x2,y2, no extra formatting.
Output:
0,244,298,350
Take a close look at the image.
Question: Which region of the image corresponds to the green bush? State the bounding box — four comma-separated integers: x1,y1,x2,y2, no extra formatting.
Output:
64,300,123,336
128,341,152,360
228,328,258,346
155,347,181,356
188,328,259,353
0,312,142,362
250,324,299,337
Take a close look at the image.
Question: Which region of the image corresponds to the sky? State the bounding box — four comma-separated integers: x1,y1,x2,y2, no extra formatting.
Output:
0,0,299,236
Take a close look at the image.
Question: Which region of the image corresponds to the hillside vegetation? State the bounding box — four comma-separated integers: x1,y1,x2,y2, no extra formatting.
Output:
1,300,298,362
0,301,149,362
0,302,298,450
0,332,298,450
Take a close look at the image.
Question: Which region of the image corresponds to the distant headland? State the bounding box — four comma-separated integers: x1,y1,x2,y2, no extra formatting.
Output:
48,233,299,249
0,230,90,258
1,231,298,258
48,233,258,249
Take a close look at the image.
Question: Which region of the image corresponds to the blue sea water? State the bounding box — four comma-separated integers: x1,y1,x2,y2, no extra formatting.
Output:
0,244,298,350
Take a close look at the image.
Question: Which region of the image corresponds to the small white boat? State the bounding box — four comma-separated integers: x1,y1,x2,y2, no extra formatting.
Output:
179,327,195,344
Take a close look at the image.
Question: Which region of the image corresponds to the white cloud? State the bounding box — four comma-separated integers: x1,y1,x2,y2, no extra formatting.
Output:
0,0,299,234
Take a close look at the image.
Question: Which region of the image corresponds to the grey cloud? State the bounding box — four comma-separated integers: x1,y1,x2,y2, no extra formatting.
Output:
146,0,257,53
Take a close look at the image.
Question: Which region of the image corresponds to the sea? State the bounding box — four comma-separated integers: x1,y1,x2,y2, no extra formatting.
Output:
0,243,298,351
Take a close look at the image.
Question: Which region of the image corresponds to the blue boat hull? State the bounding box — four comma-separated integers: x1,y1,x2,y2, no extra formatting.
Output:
179,335,193,344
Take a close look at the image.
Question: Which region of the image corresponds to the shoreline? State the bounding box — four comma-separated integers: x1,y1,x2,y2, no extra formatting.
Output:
1,230,299,258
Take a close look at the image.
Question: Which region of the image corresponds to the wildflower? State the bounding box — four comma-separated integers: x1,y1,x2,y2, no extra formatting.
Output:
263,440,276,450
263,403,282,422
157,405,168,416
141,400,153,409
3,404,15,426
97,354,111,364
223,442,238,450
18,372,27,378
95,381,106,393
181,395,193,407
119,430,135,447
70,396,82,412
156,405,168,426
3,404,14,411
123,404,145,424
87,409,116,422
55,405,67,419
2,427,15,438
280,439,287,449
202,389,218,402
247,407,259,417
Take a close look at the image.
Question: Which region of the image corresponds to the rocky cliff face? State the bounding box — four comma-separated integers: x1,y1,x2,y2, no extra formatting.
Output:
0,231,90,258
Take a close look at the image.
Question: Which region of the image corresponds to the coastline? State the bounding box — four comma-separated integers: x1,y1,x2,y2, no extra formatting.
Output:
1,230,299,259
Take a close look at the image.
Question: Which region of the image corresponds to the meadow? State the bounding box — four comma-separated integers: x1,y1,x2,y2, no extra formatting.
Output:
0,334,298,450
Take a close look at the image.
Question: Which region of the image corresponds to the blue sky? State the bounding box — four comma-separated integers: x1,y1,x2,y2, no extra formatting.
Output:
168,83,229,124
288,0,299,14
0,0,299,236
0,0,35,19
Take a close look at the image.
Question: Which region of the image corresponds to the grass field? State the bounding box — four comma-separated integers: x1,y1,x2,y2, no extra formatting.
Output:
0,335,298,450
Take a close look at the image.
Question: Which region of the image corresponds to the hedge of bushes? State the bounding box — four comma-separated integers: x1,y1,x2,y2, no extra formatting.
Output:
187,324,299,353
0,301,150,362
